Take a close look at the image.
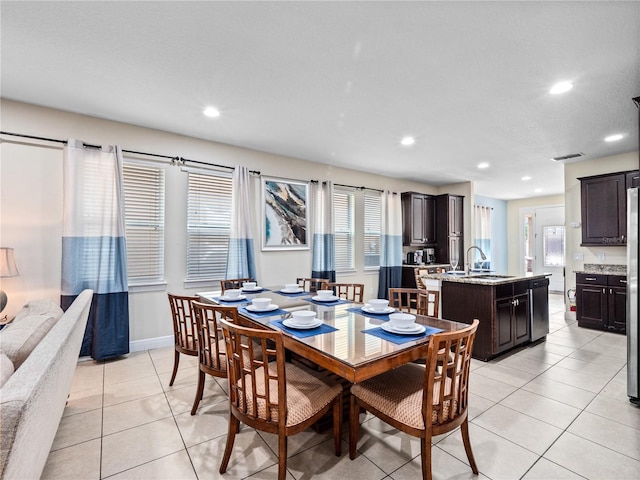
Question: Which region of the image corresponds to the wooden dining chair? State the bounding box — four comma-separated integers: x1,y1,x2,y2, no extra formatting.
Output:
296,277,329,293
220,277,255,293
218,318,343,480
349,319,480,480
417,290,440,318
388,287,424,313
167,293,200,386
189,302,237,415
328,282,364,303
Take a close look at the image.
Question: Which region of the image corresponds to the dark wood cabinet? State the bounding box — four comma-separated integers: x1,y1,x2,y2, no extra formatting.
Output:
576,273,626,333
579,170,639,246
401,192,436,246
435,194,464,265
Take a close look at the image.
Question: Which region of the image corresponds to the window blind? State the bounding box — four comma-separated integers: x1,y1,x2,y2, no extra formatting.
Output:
334,189,355,271
364,193,382,268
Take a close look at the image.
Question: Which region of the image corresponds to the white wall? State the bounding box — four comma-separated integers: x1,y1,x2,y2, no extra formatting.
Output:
1,99,462,349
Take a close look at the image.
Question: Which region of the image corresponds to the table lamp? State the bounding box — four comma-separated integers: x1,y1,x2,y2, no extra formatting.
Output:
0,247,20,315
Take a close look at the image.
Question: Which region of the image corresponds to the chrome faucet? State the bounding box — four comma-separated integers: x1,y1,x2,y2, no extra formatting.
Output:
466,246,487,273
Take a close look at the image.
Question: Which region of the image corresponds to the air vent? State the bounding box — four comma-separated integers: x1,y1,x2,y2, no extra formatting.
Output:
551,152,584,162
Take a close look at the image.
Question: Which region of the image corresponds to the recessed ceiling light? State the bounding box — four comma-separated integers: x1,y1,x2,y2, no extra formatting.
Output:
203,106,220,118
549,81,573,95
477,162,489,169
521,176,531,181
400,136,415,146
604,133,624,142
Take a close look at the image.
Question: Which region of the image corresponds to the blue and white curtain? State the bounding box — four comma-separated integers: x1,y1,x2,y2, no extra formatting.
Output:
474,204,492,269
311,181,335,281
61,139,129,360
377,191,403,298
226,166,256,279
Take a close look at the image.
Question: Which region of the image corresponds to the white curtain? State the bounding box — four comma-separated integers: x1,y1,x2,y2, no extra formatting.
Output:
377,191,403,298
474,204,492,269
61,139,129,360
226,166,256,280
311,181,335,281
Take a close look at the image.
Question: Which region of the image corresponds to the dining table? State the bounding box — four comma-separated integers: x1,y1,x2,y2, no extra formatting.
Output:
197,284,470,384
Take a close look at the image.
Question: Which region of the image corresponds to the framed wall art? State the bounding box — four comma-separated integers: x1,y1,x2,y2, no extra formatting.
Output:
261,177,309,250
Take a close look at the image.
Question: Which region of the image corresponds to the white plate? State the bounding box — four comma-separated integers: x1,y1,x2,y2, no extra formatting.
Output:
246,304,279,312
282,318,323,329
362,305,395,314
242,286,263,292
381,322,426,335
220,294,246,301
312,295,338,302
280,287,303,294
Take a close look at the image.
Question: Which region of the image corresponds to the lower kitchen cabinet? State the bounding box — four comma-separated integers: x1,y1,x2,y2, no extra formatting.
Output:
576,273,627,333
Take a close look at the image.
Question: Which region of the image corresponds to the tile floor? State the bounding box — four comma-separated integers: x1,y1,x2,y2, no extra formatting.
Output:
42,294,640,479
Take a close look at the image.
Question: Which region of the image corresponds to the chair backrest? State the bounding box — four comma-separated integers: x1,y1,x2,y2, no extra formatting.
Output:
388,288,424,313
296,277,329,293
417,290,440,317
167,293,199,354
220,278,255,293
192,301,238,372
328,283,364,302
423,319,479,428
219,318,286,427
414,268,430,289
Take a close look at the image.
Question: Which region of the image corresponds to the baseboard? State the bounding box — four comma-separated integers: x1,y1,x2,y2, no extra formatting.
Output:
130,335,174,353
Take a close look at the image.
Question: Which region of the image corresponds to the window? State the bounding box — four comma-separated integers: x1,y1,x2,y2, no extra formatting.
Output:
543,225,565,267
364,193,381,268
334,188,355,271
123,162,165,285
186,170,232,282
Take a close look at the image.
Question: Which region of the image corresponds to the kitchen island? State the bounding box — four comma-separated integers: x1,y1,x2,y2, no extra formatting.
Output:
422,272,550,360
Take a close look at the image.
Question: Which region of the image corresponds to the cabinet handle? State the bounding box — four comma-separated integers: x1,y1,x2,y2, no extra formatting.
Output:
603,288,606,294
585,277,597,281
621,280,627,284
610,288,613,295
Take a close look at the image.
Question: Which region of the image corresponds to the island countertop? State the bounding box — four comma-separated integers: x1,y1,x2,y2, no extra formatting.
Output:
421,271,549,285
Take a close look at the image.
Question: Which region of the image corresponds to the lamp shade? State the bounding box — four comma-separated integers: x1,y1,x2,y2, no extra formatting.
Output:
0,248,19,277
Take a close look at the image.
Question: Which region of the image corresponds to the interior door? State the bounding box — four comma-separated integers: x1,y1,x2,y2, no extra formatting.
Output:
534,206,565,293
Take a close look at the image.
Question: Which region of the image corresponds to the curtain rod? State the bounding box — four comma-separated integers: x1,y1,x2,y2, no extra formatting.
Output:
0,130,261,175
310,179,384,193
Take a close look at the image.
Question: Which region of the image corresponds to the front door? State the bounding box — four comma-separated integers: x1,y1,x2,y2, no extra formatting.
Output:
534,206,565,293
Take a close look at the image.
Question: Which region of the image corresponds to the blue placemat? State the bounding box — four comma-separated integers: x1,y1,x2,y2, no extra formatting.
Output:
239,306,288,319
346,306,393,321
362,326,444,345
304,297,351,306
270,319,339,338
274,290,309,297
214,296,252,306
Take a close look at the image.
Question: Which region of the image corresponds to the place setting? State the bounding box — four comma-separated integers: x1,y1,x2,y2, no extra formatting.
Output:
304,289,350,305
363,312,443,345
240,297,288,318
347,298,395,320
275,283,308,297
240,281,268,293
271,309,338,338
215,288,251,305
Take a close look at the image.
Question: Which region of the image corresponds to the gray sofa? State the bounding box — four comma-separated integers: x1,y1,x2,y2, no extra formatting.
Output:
0,289,93,480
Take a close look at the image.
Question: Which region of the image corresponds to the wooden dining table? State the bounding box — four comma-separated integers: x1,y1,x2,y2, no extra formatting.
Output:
198,285,470,384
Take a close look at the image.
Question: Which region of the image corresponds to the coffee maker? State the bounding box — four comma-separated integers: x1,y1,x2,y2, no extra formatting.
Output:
425,248,436,264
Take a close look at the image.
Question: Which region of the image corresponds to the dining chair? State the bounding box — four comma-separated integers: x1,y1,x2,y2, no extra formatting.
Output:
189,301,237,415
414,268,430,289
167,293,200,386
218,318,343,480
220,277,255,293
417,290,440,318
349,319,480,480
296,277,329,293
388,287,424,313
328,282,364,303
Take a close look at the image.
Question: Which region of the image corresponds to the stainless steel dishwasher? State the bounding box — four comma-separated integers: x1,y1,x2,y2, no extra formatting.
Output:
529,277,550,342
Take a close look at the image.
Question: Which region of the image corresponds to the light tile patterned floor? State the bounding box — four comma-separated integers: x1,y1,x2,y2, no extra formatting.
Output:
42,294,640,479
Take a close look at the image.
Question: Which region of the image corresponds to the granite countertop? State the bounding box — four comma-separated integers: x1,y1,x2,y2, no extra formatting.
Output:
421,271,549,285
574,263,627,275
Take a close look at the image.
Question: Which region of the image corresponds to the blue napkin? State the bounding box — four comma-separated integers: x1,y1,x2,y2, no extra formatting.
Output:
304,297,351,306
214,296,251,306
346,306,392,321
362,326,444,345
270,319,338,338
275,290,309,297
239,306,288,319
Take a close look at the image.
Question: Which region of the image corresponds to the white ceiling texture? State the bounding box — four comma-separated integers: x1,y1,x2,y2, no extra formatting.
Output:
1,1,639,199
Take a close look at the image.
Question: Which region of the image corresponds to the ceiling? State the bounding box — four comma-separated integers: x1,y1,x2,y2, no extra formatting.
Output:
1,1,639,200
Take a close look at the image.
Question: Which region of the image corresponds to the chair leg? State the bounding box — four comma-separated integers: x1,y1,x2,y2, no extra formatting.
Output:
333,393,342,456
277,434,288,480
461,417,478,474
190,369,205,415
421,437,431,480
219,416,240,474
169,350,180,386
349,394,360,460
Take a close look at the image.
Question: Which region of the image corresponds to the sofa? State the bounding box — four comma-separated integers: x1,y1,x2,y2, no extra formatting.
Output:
0,289,93,480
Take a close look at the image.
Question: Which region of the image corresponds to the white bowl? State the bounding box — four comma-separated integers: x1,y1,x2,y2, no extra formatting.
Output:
251,297,271,310
225,289,241,299
369,299,389,311
388,312,416,329
291,310,317,325
284,283,300,292
243,281,257,289
317,289,333,299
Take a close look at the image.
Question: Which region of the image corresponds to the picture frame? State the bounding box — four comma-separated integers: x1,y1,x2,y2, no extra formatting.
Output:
261,176,309,250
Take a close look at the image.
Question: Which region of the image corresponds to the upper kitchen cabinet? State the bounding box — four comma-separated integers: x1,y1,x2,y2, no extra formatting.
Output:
435,194,464,265
579,170,639,246
401,192,436,246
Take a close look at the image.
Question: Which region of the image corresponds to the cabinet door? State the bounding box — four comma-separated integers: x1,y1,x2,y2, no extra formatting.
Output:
423,195,436,243
449,196,464,236
576,284,607,328
513,293,530,344
608,286,627,333
495,298,514,353
410,195,426,244
580,174,626,245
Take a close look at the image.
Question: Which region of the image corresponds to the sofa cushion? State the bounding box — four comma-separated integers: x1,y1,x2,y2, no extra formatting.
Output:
0,353,14,388
0,314,58,369
13,299,63,324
